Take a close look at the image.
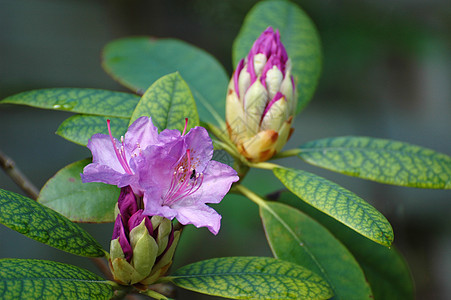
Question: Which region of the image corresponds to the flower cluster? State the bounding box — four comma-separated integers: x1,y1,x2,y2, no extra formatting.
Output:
226,26,296,162
82,116,238,235
82,116,238,285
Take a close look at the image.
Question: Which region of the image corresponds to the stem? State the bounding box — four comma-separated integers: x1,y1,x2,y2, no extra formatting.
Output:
234,184,268,208
247,162,281,170
0,149,39,200
272,148,302,159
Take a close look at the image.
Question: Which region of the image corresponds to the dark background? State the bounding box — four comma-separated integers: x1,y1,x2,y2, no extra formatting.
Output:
1,0,450,299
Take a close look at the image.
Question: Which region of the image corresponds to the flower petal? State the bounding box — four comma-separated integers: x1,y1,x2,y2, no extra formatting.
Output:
81,163,134,187
125,116,159,154
87,133,125,173
158,128,182,145
191,160,239,204
136,143,184,190
172,203,222,235
183,127,214,173
142,189,178,220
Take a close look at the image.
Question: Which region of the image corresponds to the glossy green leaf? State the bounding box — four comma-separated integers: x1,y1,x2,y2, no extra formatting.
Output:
298,136,451,189
0,259,114,299
232,0,322,113
260,201,373,299
38,159,119,223
273,167,393,247
102,37,228,126
130,72,199,132
57,115,129,146
0,189,104,257
1,88,139,117
278,191,414,300
166,256,332,299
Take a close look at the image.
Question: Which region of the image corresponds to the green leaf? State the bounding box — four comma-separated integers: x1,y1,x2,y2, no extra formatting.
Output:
298,136,451,189
130,72,199,132
102,37,228,126
232,0,322,113
0,259,114,299
260,201,373,299
1,88,139,117
0,189,104,257
273,167,393,247
278,191,414,300
38,159,119,223
57,115,129,146
166,256,332,300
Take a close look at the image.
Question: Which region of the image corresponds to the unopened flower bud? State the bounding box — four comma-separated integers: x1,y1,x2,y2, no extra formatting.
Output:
226,27,296,162
109,186,181,286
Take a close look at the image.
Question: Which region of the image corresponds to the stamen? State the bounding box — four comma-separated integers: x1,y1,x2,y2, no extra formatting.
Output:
182,118,189,136
162,149,204,206
169,173,204,204
107,119,133,175
163,170,178,201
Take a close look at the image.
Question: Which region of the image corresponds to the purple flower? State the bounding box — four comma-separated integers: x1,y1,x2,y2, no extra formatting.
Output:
82,116,239,235
138,126,239,235
81,117,160,195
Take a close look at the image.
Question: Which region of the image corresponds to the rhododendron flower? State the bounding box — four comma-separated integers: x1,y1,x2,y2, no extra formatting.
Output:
82,116,239,234
81,117,159,195
137,125,239,235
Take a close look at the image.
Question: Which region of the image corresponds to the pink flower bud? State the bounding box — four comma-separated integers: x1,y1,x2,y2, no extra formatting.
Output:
109,186,181,286
226,27,295,162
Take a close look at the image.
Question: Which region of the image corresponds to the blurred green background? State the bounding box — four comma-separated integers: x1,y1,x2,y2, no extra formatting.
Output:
1,0,450,299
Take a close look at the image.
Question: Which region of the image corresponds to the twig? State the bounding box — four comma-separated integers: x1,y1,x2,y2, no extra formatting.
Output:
0,149,39,199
